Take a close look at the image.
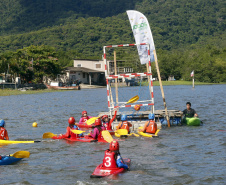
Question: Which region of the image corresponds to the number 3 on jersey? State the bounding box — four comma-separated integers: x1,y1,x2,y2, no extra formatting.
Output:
104,157,111,167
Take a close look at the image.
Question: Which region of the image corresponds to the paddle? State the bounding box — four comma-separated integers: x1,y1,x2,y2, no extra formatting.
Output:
115,129,128,135
70,130,86,134
11,151,30,158
42,132,57,139
86,95,140,125
86,117,99,125
101,130,114,143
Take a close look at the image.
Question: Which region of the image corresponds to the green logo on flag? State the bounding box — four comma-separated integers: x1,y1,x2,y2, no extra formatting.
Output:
133,22,148,31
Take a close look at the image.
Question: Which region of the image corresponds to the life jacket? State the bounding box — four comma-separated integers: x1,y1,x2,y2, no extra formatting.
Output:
119,121,130,132
80,116,89,123
68,126,78,139
0,127,7,140
146,120,157,134
103,122,111,130
97,128,105,140
102,149,117,168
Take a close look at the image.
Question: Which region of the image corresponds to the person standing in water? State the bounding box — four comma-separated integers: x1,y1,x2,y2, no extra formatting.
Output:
183,102,198,118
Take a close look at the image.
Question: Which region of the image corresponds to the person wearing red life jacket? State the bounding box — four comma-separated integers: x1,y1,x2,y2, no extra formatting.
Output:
116,115,132,133
101,110,117,130
139,113,157,134
79,111,92,124
90,119,105,140
102,141,129,170
61,117,82,139
0,120,9,140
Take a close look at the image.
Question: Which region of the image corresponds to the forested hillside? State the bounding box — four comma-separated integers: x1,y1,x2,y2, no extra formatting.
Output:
0,0,225,82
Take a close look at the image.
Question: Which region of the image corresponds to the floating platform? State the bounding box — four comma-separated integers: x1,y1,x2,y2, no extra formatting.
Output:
98,110,183,130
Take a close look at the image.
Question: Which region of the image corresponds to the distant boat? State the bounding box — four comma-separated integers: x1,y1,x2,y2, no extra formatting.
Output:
46,82,80,90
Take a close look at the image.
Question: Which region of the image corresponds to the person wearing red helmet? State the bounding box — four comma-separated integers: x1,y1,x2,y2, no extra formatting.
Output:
89,118,105,140
79,111,93,125
101,110,117,130
102,141,129,170
61,117,82,139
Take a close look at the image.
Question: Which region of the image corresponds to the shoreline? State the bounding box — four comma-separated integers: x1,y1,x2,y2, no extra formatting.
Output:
0,81,225,96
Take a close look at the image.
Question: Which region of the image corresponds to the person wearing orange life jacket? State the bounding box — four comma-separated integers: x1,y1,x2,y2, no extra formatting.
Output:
79,111,92,124
61,117,82,139
139,113,157,134
116,115,132,133
90,119,105,140
101,110,117,130
0,120,9,140
102,141,129,170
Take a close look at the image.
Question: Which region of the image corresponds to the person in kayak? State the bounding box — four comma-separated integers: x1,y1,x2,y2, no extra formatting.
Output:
0,120,9,140
61,117,82,139
79,111,92,124
90,118,104,140
183,102,198,118
102,141,129,170
116,115,132,133
139,113,157,134
101,110,117,130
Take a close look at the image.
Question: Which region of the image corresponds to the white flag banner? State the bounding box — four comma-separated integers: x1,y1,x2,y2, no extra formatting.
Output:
190,70,194,77
127,10,155,64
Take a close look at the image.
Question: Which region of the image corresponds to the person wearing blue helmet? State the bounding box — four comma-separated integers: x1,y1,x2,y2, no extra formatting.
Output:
116,115,132,133
0,120,9,140
139,113,157,134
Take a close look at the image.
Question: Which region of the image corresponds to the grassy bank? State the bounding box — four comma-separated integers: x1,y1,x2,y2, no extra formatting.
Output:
151,80,226,86
0,89,64,96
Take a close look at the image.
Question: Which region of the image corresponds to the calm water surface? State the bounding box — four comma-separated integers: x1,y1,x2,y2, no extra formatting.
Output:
0,85,225,185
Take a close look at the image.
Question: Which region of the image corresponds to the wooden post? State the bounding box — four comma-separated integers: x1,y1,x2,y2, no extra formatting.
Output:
114,50,118,106
192,71,195,88
153,50,171,127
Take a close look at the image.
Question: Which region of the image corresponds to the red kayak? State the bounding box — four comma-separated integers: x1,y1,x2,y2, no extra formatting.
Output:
90,158,131,178
77,123,94,128
52,135,108,143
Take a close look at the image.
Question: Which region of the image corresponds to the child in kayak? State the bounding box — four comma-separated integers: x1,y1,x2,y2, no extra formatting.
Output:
61,117,82,139
139,113,157,134
101,110,117,130
79,111,92,124
102,141,129,169
0,120,9,140
89,119,105,140
116,115,132,133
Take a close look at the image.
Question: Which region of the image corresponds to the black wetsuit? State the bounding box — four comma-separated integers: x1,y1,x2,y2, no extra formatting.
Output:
183,108,196,118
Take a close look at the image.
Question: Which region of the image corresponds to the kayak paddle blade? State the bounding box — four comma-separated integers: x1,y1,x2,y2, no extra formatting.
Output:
12,151,30,158
42,132,57,139
102,131,114,143
132,133,140,137
71,130,85,134
127,95,139,104
115,129,128,135
86,117,99,125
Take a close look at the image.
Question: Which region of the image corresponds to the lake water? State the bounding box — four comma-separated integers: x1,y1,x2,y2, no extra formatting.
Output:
0,85,225,185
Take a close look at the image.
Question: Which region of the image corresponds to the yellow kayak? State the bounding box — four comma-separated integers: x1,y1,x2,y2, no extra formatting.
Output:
138,127,160,137
0,140,40,145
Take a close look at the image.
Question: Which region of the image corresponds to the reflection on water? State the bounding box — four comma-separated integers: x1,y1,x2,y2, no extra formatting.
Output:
0,85,226,184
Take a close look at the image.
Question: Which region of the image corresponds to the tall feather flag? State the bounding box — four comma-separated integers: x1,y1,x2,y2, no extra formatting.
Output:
127,10,155,64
